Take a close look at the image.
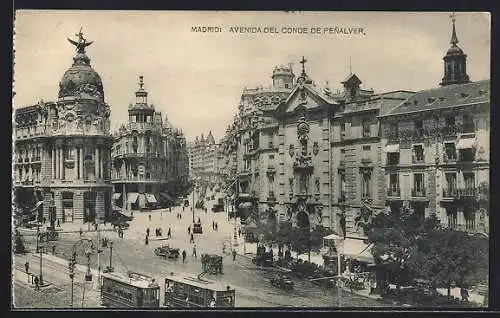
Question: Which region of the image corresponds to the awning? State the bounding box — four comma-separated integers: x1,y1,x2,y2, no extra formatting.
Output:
238,202,252,209
384,144,400,153
158,192,173,202
127,193,139,204
323,233,343,241
112,193,122,200
342,238,374,263
145,193,157,203
456,138,475,150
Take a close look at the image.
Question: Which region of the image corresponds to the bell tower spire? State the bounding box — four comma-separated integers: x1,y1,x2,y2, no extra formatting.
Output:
440,13,470,86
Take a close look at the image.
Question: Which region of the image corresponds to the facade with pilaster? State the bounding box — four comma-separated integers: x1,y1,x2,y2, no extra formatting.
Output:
379,19,490,235
111,76,189,210
13,31,113,223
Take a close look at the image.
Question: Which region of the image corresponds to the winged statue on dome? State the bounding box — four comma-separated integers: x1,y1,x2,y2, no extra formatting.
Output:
67,27,93,53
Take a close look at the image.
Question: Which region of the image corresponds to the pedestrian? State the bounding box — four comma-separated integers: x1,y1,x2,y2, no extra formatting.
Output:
182,206,185,212
149,214,151,221
146,228,150,237
215,222,218,231
238,228,241,237
79,228,83,237
192,244,197,258
188,226,191,235
169,207,172,213
56,219,60,227
24,261,29,274
197,217,201,224
34,276,40,291
145,235,149,245
168,227,171,238
95,222,98,231
182,250,187,263
461,286,469,302
232,249,237,262
190,233,194,243
52,245,56,255
212,221,215,230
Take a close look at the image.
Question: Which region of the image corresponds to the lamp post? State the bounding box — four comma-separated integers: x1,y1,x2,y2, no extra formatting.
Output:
68,251,76,308
334,237,344,307
108,241,114,272
39,228,44,286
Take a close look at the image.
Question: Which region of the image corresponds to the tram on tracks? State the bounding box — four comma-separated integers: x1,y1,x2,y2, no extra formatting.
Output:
101,271,160,308
164,273,235,308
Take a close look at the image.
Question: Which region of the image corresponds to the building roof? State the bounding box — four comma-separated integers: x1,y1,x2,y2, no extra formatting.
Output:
165,273,235,292
382,80,490,117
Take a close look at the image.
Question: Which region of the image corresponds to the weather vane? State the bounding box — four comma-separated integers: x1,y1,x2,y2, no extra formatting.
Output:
67,27,93,53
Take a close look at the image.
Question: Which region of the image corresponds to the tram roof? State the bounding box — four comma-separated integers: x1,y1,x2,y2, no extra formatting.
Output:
165,274,235,292
102,271,160,289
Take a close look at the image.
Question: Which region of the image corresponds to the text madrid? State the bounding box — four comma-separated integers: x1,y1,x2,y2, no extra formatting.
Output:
191,26,365,35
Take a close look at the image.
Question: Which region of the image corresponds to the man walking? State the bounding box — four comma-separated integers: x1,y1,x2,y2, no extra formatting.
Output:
212,221,215,230
145,235,149,245
146,228,150,237
57,219,60,227
232,249,237,262
168,227,172,239
34,276,40,291
188,225,191,235
182,250,187,263
192,244,197,258
190,233,194,244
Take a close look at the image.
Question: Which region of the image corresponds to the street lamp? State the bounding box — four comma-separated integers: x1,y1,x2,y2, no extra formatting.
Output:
106,240,114,273
68,251,76,308
333,237,344,307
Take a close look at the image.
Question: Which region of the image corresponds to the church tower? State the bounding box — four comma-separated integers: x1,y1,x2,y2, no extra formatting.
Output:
440,13,470,86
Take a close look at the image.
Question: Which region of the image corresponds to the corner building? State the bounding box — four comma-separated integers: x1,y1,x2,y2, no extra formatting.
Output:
111,76,189,210
14,32,113,223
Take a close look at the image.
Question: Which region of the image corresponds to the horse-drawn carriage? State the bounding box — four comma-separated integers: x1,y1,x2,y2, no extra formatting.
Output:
252,244,274,267
201,254,223,274
193,222,203,234
154,245,180,259
270,273,294,291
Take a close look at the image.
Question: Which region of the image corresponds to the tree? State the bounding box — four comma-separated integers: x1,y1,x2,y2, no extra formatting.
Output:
408,229,488,296
14,230,26,254
363,207,440,294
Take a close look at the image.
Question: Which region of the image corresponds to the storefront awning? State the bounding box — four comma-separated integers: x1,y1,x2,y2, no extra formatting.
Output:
384,144,400,153
342,238,374,263
112,193,122,200
145,193,157,203
456,138,475,150
158,192,173,202
127,193,139,204
238,202,252,209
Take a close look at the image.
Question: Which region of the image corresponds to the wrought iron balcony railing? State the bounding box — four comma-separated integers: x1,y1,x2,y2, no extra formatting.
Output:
411,188,426,197
387,188,401,197
412,155,425,164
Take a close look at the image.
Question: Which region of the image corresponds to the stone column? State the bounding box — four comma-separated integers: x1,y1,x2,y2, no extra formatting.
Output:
54,191,63,222
95,147,99,180
42,191,52,221
60,146,65,180
55,147,60,180
99,148,104,179
73,147,78,181
79,146,84,180
51,148,56,179
73,191,85,221
96,191,105,221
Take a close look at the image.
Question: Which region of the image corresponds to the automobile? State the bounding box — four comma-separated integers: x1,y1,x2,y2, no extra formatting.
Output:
270,274,294,291
154,245,180,259
193,223,203,234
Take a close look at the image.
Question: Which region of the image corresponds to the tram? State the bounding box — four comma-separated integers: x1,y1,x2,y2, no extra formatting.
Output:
164,273,235,308
101,271,160,308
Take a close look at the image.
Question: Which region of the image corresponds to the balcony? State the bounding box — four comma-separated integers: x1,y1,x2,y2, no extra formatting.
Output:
114,152,165,159
266,165,276,176
414,128,424,139
412,155,425,164
411,188,426,197
361,158,372,164
457,187,476,198
442,187,458,198
293,155,313,172
387,188,401,198
111,176,165,183
443,154,457,163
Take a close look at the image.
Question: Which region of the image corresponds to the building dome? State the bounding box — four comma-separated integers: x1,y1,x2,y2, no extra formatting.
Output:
58,33,104,101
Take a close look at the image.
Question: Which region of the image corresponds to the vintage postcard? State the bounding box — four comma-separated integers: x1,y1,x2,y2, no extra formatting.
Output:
12,11,490,309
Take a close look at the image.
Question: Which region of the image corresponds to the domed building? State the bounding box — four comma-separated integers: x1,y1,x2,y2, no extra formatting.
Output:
14,30,113,224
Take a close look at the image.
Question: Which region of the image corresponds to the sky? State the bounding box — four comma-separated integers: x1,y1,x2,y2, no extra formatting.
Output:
13,11,490,142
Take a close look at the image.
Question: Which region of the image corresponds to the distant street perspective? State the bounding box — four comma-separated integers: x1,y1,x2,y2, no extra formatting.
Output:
13,11,489,309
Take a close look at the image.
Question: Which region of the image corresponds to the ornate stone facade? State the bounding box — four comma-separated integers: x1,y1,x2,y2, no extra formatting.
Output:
13,30,113,223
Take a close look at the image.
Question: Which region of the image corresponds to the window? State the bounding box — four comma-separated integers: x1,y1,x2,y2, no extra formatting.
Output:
362,119,371,137
458,148,474,162
413,173,425,196
387,152,400,165
362,145,371,163
268,154,274,160
361,170,371,198
389,123,398,140
340,122,347,139
268,134,274,148
445,116,455,127
462,114,474,133
389,174,399,196
412,145,424,163
463,172,475,190
339,172,346,201
414,120,424,137
444,142,456,161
